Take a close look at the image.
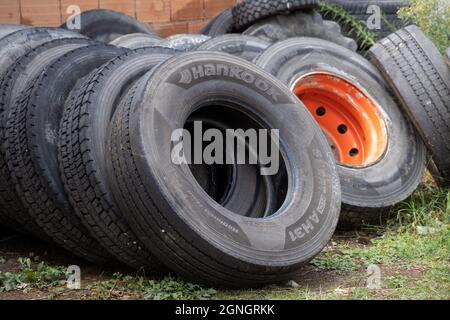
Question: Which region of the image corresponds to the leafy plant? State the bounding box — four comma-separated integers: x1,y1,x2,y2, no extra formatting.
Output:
0,258,66,292
398,0,450,53
318,1,377,51
89,274,217,300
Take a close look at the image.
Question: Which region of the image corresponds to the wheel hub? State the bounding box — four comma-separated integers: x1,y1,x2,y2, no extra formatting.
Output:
293,73,388,167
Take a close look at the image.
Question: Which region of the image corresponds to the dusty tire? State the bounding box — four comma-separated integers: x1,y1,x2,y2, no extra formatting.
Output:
0,30,88,237
255,38,426,228
159,34,211,52
5,44,125,263
3,39,114,263
197,34,270,62
106,51,341,288
369,26,450,185
326,0,409,39
200,9,234,36
109,33,162,49
0,25,30,40
243,10,358,51
61,9,155,43
58,47,178,270
232,0,319,31
0,28,85,80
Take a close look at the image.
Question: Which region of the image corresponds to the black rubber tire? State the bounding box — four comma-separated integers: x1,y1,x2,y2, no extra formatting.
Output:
255,38,427,228
58,47,178,270
0,28,85,81
232,0,319,31
243,10,358,51
326,0,409,39
106,51,341,288
61,9,155,43
3,39,114,263
368,25,450,185
0,25,30,40
159,34,211,52
200,9,234,37
5,44,126,263
197,34,270,62
0,29,88,237
445,47,450,67
109,33,162,49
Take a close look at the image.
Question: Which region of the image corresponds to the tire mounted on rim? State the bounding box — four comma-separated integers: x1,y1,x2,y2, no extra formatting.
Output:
255,38,426,228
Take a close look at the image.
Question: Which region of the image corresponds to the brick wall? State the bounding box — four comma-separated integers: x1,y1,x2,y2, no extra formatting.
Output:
0,0,238,37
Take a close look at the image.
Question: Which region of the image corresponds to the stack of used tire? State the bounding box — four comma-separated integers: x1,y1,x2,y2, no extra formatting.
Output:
0,1,448,288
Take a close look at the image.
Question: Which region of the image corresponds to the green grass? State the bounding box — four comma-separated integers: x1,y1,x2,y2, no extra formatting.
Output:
0,257,66,292
398,0,450,54
87,274,216,300
1,185,449,300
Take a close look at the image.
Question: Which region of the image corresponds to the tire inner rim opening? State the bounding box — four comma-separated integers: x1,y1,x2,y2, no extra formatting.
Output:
293,72,388,168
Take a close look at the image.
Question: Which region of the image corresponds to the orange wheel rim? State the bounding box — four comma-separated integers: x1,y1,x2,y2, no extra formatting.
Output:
293,73,388,167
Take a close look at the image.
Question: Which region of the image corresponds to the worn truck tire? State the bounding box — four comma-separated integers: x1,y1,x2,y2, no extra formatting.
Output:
61,9,155,43
5,44,126,262
255,38,426,228
106,51,341,288
3,39,114,263
109,33,162,49
197,34,270,62
58,47,178,270
0,29,88,238
200,9,234,37
243,10,357,51
369,26,450,185
232,0,319,31
0,25,30,40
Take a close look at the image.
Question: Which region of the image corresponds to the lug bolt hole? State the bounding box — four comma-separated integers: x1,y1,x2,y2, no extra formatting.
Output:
349,148,359,157
338,124,348,134
316,107,326,116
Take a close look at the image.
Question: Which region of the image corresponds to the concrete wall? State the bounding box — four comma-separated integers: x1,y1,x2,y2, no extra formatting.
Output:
0,0,239,37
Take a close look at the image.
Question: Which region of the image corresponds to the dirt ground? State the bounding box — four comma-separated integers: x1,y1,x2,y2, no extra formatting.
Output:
2,222,446,300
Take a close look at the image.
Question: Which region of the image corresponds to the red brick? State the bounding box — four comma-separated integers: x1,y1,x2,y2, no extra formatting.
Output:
204,0,235,18
188,19,207,33
0,0,21,24
99,0,135,17
136,0,170,23
21,0,62,27
152,21,188,37
61,0,99,22
171,0,203,21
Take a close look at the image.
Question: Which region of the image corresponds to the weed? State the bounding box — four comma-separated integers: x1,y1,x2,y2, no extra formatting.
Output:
398,0,450,54
0,257,66,292
391,184,449,231
311,253,358,273
88,274,217,300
